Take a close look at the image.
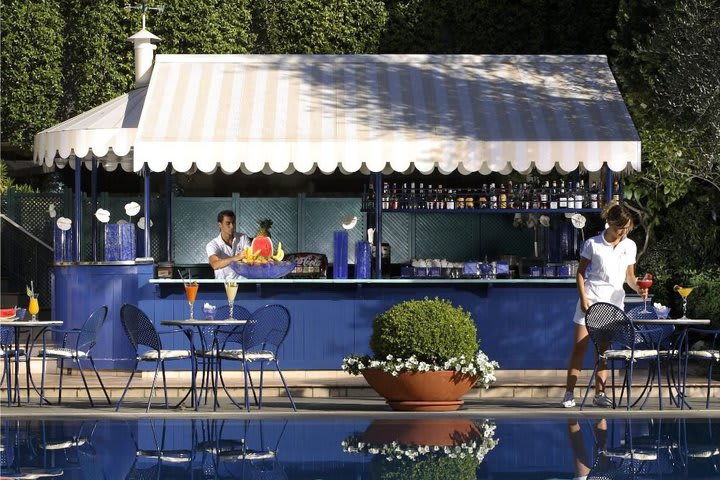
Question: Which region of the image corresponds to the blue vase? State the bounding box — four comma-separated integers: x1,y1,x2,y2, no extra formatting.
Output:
355,241,371,279
105,224,137,261
53,226,74,263
333,231,348,279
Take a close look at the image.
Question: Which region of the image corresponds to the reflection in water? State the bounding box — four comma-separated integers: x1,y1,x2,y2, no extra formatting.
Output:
2,417,719,479
343,419,497,479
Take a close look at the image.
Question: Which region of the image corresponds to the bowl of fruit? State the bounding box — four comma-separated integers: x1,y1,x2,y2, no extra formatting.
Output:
231,220,296,279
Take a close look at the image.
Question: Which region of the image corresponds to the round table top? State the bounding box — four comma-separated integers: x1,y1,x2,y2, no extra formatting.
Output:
632,318,710,326
161,319,248,327
0,320,64,327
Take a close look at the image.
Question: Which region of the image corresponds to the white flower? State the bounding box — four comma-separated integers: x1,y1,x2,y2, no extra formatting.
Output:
124,201,141,217
95,208,111,223
571,213,587,229
56,217,72,231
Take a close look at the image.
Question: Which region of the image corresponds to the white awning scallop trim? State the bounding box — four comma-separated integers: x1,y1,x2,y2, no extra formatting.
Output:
33,87,147,172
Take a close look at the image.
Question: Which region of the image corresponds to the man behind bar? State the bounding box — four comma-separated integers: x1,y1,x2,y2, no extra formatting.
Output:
207,210,251,279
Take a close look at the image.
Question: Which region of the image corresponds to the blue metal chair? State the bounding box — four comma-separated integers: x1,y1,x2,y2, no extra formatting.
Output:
581,302,664,410
216,305,296,411
194,304,252,407
39,305,110,407
116,304,193,412
682,328,720,408
0,326,25,405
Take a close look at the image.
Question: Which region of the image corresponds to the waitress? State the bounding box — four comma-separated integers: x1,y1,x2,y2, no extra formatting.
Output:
560,202,648,408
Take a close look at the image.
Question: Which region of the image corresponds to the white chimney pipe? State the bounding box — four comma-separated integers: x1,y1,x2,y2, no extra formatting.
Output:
127,28,160,88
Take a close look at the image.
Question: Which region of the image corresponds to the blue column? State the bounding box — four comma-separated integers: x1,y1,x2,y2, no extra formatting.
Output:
143,164,151,258
373,172,383,278
74,156,82,261
165,166,173,261
91,157,98,261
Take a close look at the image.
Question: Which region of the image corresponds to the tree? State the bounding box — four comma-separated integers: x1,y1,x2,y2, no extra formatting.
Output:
253,0,388,54
1,0,65,151
611,0,720,255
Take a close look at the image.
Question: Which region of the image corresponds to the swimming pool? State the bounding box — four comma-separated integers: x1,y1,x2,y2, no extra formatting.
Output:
2,416,718,478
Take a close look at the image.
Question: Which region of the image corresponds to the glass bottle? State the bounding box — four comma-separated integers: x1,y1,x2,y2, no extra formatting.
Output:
590,182,599,209
390,183,399,210
381,182,390,210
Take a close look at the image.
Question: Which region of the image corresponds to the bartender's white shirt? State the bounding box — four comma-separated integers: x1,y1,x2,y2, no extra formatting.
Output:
573,230,636,325
206,233,251,279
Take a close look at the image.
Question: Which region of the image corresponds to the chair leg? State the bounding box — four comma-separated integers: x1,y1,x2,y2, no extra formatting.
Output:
147,361,162,413
58,358,65,405
706,362,714,409
76,357,95,407
258,362,265,409
580,361,599,410
115,360,139,411
218,358,243,409
243,362,251,411
3,356,10,406
275,360,296,411
88,356,111,404
626,362,634,411
161,362,169,409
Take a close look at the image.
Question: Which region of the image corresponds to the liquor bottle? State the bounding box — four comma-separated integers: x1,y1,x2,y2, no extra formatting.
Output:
445,188,455,210
367,183,375,210
478,184,488,209
390,183,399,210
400,183,408,209
465,188,475,209
436,185,445,209
409,182,416,209
612,179,621,203
575,180,586,209
558,180,575,209
381,182,390,210
489,183,498,209
521,183,531,210
456,190,465,209
590,182,599,209
564,181,573,209
418,183,425,209
549,180,558,210
425,184,433,209
540,181,550,209
499,183,507,209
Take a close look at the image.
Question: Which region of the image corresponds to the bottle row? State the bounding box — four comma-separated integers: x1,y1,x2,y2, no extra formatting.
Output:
363,178,622,212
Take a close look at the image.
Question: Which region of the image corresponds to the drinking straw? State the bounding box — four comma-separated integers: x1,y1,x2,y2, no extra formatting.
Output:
178,269,186,282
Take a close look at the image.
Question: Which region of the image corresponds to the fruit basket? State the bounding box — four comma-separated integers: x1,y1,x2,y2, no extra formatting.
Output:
231,260,297,279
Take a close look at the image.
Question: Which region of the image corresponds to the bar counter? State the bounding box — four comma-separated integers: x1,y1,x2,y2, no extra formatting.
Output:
54,262,581,370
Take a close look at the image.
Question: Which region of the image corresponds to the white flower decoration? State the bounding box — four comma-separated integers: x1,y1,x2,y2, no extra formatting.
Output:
48,204,57,218
137,217,153,230
539,215,551,227
125,201,141,217
56,217,72,231
571,213,586,229
95,208,111,223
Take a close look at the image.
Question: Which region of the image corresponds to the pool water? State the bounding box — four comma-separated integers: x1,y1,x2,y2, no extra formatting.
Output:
2,417,718,479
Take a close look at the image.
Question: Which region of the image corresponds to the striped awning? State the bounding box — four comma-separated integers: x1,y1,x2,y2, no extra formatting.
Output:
134,54,640,175
33,87,146,172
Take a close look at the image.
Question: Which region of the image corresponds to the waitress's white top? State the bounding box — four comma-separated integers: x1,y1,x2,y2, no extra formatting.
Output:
573,230,636,325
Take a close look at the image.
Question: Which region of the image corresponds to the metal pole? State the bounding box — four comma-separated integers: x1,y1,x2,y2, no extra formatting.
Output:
74,157,82,262
91,157,98,261
373,172,383,278
165,166,172,261
143,165,151,258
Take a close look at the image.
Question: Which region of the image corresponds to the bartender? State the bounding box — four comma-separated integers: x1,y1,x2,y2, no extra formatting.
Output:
206,210,251,279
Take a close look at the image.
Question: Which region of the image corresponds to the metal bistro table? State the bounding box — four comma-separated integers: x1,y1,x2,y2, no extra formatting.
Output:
0,319,63,406
160,318,248,411
633,318,710,409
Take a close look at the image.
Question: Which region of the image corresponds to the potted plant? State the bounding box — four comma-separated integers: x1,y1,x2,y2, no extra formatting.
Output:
342,418,498,480
342,297,498,411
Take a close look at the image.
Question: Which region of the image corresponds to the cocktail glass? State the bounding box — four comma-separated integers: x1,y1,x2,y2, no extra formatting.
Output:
28,295,40,321
224,281,238,320
184,282,199,320
636,276,653,313
676,286,694,319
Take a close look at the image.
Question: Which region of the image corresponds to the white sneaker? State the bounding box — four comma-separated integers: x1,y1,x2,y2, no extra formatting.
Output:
593,392,613,408
561,391,576,408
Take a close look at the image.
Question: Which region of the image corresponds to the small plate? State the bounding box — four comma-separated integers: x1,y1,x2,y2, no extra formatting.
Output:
0,315,18,321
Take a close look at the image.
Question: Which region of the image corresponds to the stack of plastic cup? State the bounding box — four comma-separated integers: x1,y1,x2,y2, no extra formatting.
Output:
355,241,371,279
333,231,349,279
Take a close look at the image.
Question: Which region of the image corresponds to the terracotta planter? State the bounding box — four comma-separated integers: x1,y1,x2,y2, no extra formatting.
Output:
361,369,478,411
362,418,483,446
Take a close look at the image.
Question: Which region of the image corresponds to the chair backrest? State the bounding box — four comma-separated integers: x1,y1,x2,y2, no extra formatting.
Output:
626,305,674,348
77,305,109,353
243,305,291,353
585,302,635,351
120,304,162,353
0,326,14,347
215,304,252,346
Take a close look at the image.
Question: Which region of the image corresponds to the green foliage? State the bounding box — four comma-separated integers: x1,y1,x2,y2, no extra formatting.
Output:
254,0,387,53
61,0,135,119
370,298,478,363
685,269,720,328
150,0,254,54
374,454,478,480
0,0,65,150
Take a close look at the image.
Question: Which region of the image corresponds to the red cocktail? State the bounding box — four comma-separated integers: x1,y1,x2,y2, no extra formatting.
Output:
636,274,653,313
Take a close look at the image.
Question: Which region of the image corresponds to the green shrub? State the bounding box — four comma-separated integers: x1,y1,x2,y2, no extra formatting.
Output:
686,269,720,328
374,454,478,480
369,297,478,363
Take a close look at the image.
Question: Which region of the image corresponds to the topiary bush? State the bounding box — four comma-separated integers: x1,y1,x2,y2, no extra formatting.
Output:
369,297,478,364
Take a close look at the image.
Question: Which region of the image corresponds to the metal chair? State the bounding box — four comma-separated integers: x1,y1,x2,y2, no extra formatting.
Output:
116,304,193,412
682,328,720,408
39,305,111,407
194,304,252,407
581,302,664,410
216,304,296,411
0,325,25,405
